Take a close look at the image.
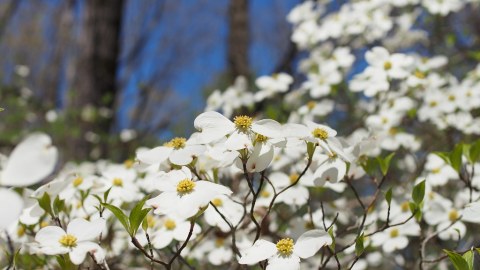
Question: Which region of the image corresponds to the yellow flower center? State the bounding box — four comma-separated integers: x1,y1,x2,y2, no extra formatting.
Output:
448,95,455,101
401,201,410,212
124,159,134,169
307,101,316,110
176,179,196,194
112,177,123,187
289,173,299,184
255,133,268,143
73,176,83,188
17,226,26,237
276,238,294,256
164,137,187,150
212,198,223,207
40,221,49,228
312,128,328,140
414,70,426,79
233,115,253,132
431,168,440,174
384,61,392,70
390,228,399,238
448,209,459,221
215,238,225,247
429,101,438,107
260,190,271,198
59,234,77,248
147,215,156,228
164,219,176,230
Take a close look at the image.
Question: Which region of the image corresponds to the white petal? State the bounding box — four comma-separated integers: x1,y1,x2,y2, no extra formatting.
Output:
246,144,274,172
252,119,283,138
194,111,235,143
152,230,174,249
35,226,66,247
136,146,172,165
293,230,332,259
1,133,58,187
169,149,193,165
173,222,201,241
0,188,23,230
70,242,103,265
67,218,106,242
239,239,277,265
461,202,480,223
282,124,310,138
225,132,252,150
267,255,300,270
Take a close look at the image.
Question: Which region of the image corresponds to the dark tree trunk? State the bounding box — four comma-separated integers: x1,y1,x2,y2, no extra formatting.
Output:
69,0,124,160
227,0,250,82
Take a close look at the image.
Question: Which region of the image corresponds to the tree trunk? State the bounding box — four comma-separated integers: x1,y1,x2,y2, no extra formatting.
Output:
227,0,250,82
69,0,124,160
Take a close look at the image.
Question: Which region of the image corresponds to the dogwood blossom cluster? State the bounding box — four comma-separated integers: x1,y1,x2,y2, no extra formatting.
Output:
2,0,480,269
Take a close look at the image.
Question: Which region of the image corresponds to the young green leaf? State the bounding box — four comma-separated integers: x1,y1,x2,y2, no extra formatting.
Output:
53,196,65,216
129,196,151,236
412,180,426,205
306,142,316,160
103,203,131,236
462,250,474,270
433,151,451,165
450,144,463,173
469,140,480,163
328,226,335,250
377,152,395,176
37,192,53,216
355,233,365,256
385,188,392,206
444,250,469,270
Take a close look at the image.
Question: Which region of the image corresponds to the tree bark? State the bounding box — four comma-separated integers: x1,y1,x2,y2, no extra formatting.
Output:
227,0,250,82
69,0,124,160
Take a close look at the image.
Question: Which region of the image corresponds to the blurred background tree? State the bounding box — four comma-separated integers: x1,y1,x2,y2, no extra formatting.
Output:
0,0,297,163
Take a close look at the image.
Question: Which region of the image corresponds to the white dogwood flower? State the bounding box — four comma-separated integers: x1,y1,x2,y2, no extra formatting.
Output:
34,218,106,265
239,230,332,270
146,167,232,220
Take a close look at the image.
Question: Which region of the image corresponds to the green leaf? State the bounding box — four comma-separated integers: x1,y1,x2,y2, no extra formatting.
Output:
385,188,392,206
412,180,426,205
53,196,65,216
361,157,377,176
434,151,451,164
142,216,149,232
462,250,474,270
37,193,53,216
103,188,112,202
463,144,472,164
129,196,151,236
328,226,335,250
377,153,395,176
444,250,469,270
450,144,463,173
355,233,365,256
469,140,480,163
409,202,422,221
103,203,130,236
306,142,316,160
